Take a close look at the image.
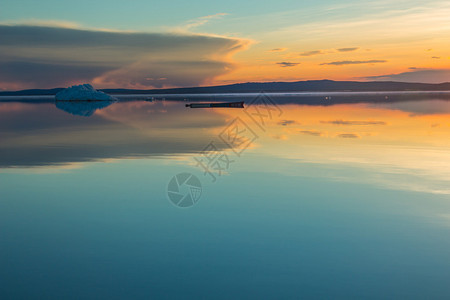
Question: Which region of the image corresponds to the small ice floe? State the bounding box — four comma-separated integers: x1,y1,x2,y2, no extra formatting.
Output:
55,84,118,101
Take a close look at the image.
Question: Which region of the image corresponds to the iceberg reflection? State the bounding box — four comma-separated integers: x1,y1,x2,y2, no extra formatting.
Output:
0,101,229,168
55,100,116,117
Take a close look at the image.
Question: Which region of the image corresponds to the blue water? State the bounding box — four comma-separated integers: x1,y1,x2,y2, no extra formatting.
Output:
1,95,449,299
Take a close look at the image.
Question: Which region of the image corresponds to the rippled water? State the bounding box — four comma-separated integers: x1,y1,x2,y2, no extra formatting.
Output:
1,93,450,299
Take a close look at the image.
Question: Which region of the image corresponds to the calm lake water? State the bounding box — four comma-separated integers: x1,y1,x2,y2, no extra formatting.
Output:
1,93,450,299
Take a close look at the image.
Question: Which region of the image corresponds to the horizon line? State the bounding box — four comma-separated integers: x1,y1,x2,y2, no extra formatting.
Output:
2,79,450,93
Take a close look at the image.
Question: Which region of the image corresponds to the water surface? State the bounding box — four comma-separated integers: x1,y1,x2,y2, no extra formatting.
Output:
1,93,450,299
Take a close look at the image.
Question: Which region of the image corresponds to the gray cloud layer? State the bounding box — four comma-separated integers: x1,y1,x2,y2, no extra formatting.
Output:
337,133,360,138
321,60,387,66
364,69,450,84
276,62,300,67
299,130,324,136
337,47,359,52
0,25,248,89
299,50,324,56
321,120,386,125
277,120,299,126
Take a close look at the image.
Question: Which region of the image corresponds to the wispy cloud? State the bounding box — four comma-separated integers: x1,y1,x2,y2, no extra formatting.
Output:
268,48,287,52
286,47,361,59
337,47,359,52
321,60,387,66
321,120,387,125
278,120,299,126
299,50,324,56
267,2,450,52
276,62,300,67
299,130,324,136
337,133,360,138
181,13,228,31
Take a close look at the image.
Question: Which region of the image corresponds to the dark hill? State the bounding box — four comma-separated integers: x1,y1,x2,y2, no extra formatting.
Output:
1,80,449,96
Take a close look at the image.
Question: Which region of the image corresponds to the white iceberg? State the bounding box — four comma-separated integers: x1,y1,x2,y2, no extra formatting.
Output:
55,84,118,101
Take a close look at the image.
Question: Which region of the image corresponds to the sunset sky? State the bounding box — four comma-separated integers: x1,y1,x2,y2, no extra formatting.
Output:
1,0,450,90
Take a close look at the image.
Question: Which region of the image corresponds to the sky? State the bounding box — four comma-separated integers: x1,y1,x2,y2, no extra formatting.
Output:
1,0,450,89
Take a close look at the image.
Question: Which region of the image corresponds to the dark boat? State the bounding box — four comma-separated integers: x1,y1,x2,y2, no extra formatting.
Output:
185,101,244,108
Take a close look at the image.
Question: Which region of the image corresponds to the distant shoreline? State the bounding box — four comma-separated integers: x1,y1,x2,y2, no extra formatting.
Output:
2,90,450,106
1,80,450,96
2,90,450,99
